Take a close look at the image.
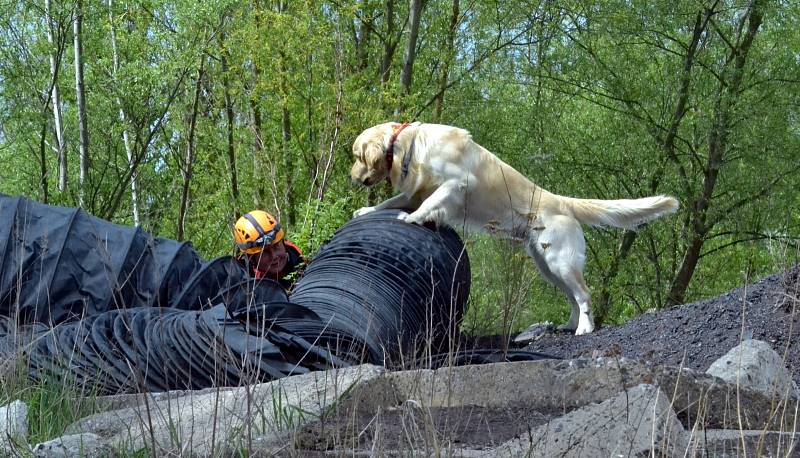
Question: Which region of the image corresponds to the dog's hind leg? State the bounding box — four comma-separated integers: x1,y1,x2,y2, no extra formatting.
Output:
527,247,581,332
527,215,595,335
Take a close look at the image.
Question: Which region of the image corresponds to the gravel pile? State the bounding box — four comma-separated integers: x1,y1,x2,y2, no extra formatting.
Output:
525,266,800,381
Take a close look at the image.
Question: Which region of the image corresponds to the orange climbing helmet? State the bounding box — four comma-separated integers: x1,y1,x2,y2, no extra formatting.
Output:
234,210,285,254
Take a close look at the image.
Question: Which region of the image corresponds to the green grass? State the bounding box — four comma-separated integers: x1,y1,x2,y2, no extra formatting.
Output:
1,366,103,447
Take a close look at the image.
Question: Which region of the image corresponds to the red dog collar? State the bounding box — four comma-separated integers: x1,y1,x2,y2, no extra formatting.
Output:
385,122,410,175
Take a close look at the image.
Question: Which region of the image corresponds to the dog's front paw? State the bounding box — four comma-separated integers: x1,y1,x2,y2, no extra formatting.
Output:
353,206,376,218
401,212,426,225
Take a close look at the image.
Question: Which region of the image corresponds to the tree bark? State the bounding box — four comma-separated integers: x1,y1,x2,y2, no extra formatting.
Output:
45,0,67,192
73,0,89,206
354,11,372,71
108,0,140,225
177,58,205,242
433,0,458,122
666,0,764,306
399,0,423,97
249,0,267,209
379,0,398,86
594,229,637,326
278,51,294,225
277,1,295,225
38,120,49,203
219,32,240,218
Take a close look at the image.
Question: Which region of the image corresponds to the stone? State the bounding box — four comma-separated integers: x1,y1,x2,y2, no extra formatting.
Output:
0,399,28,452
308,357,800,452
66,364,385,456
484,384,687,457
706,339,799,400
513,321,555,343
32,433,112,458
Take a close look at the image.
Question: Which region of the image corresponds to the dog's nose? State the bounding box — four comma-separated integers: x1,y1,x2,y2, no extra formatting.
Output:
362,178,371,186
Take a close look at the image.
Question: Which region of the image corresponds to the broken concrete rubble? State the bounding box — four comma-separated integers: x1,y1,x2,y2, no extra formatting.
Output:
18,339,800,457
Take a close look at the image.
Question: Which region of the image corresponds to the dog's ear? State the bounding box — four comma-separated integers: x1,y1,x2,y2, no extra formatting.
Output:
364,141,385,171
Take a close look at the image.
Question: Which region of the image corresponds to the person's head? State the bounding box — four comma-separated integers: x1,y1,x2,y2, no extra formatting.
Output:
234,210,288,275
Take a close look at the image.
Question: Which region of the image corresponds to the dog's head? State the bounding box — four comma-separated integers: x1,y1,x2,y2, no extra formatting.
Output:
350,123,394,187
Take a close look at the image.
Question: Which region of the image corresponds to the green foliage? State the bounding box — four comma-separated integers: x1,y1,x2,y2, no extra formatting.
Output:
0,0,798,331
292,195,357,256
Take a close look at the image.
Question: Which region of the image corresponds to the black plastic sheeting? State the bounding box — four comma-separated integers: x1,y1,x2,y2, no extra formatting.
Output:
1,195,555,393
0,193,264,324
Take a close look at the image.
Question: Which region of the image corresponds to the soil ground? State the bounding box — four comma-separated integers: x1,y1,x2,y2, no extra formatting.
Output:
294,404,560,452
522,265,800,382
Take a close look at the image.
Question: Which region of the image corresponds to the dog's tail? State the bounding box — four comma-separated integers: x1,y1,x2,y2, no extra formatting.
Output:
561,195,679,230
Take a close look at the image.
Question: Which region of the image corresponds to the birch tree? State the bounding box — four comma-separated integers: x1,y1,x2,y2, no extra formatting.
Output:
73,0,89,205
399,0,423,100
45,0,67,192
108,0,140,225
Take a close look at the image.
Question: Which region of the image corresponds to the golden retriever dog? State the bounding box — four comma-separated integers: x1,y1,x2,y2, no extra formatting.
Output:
350,122,678,335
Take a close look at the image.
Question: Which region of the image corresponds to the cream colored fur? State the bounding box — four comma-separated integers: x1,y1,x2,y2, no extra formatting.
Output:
350,122,679,335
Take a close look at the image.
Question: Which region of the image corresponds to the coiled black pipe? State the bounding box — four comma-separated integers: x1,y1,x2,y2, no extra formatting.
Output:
24,302,345,394
288,209,471,364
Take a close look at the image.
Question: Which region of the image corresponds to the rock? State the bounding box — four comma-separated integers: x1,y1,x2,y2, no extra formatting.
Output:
89,386,237,412
706,339,799,400
484,384,687,457
32,433,112,458
322,358,800,442
513,321,554,343
0,399,28,452
66,364,384,456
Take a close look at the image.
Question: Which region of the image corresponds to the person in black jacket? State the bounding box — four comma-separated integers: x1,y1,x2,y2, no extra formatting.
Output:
234,210,304,289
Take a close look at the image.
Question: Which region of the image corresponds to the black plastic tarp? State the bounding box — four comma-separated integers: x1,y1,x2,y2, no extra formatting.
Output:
0,193,284,324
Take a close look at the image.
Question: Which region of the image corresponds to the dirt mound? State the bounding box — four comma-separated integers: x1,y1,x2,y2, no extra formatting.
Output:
524,265,800,382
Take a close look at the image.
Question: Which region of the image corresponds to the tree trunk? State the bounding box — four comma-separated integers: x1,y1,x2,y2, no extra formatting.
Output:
108,0,140,225
354,13,372,71
433,0,458,122
177,58,205,242
595,5,715,314
45,0,67,192
249,0,267,209
399,0,423,98
279,49,294,225
38,120,49,203
594,229,637,326
379,0,397,86
220,33,240,218
277,0,294,225
666,0,764,306
73,0,89,206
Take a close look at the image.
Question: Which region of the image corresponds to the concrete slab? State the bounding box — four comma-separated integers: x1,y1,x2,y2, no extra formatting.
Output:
66,364,385,456
484,384,687,458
